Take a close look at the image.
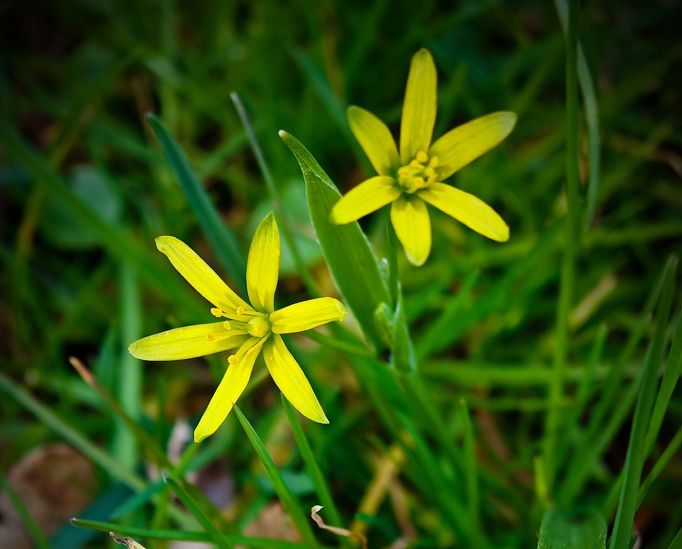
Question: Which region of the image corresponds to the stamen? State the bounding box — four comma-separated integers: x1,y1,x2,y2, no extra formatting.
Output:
207,334,216,341
429,156,439,168
416,151,428,163
223,321,232,330
210,307,224,318
236,305,245,316
228,355,237,365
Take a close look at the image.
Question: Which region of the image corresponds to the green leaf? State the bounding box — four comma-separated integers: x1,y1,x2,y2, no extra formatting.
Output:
147,114,246,291
610,256,678,549
538,508,606,549
279,130,390,350
163,474,232,548
235,406,319,548
70,518,311,548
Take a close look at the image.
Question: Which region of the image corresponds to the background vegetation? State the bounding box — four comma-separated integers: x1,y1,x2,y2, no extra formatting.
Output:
1,0,680,547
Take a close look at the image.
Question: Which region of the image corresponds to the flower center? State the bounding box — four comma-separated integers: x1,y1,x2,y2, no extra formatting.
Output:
247,315,271,338
396,151,439,194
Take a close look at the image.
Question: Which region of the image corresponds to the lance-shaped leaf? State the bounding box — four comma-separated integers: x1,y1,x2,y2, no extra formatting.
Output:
279,130,390,350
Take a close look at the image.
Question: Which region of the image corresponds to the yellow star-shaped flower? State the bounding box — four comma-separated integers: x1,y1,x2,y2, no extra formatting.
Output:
129,213,346,442
331,48,516,266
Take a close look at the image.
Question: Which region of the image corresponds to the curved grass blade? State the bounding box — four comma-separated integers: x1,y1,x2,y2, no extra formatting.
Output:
279,130,390,350
0,472,49,549
281,397,351,549
70,518,311,548
609,257,678,549
235,406,319,548
163,474,232,548
147,114,246,291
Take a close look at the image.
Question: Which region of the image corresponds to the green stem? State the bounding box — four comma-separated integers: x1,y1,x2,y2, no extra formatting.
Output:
544,0,581,492
386,219,399,307
230,92,319,296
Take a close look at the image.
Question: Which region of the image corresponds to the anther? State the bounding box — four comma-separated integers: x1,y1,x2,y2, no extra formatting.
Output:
236,305,245,316
228,355,237,365
210,307,224,317
429,156,439,168
416,151,428,163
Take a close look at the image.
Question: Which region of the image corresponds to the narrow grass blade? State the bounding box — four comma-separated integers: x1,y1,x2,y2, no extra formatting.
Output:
458,399,483,547
112,262,142,469
281,397,352,549
229,92,318,296
235,406,319,548
280,130,390,350
644,309,682,454
609,257,677,549
538,508,606,549
0,371,144,491
146,113,246,291
70,518,310,548
163,474,232,548
0,472,49,549
554,0,601,229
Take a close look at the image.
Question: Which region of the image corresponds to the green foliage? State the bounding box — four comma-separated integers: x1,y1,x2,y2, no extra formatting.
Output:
1,1,680,548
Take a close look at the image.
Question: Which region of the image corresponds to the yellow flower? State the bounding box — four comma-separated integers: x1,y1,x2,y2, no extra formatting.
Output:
129,213,346,442
331,48,516,266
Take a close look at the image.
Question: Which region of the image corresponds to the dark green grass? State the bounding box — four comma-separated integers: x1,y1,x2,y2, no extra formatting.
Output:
1,1,681,548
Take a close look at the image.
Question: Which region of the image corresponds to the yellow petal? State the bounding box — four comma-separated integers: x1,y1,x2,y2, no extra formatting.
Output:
390,196,431,266
129,322,248,361
155,236,251,315
330,176,400,225
400,49,438,164
246,213,280,313
194,336,266,442
270,297,347,334
429,112,517,180
263,335,328,423
419,182,509,242
347,106,399,176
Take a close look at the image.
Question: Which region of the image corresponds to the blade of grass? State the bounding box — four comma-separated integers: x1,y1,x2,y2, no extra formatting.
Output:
609,257,677,549
554,0,601,229
229,92,318,296
163,474,232,548
112,262,142,470
0,472,49,549
70,518,312,548
234,406,319,548
0,371,144,491
281,397,352,549
458,399,484,547
146,113,246,291
68,357,231,532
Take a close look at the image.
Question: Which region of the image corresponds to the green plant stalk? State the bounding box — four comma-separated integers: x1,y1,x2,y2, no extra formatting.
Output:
281,397,353,549
544,0,581,492
163,474,232,548
112,262,142,470
146,113,246,291
609,257,677,549
554,0,601,230
459,399,484,547
230,92,319,297
0,473,49,549
235,406,319,548
70,518,321,548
